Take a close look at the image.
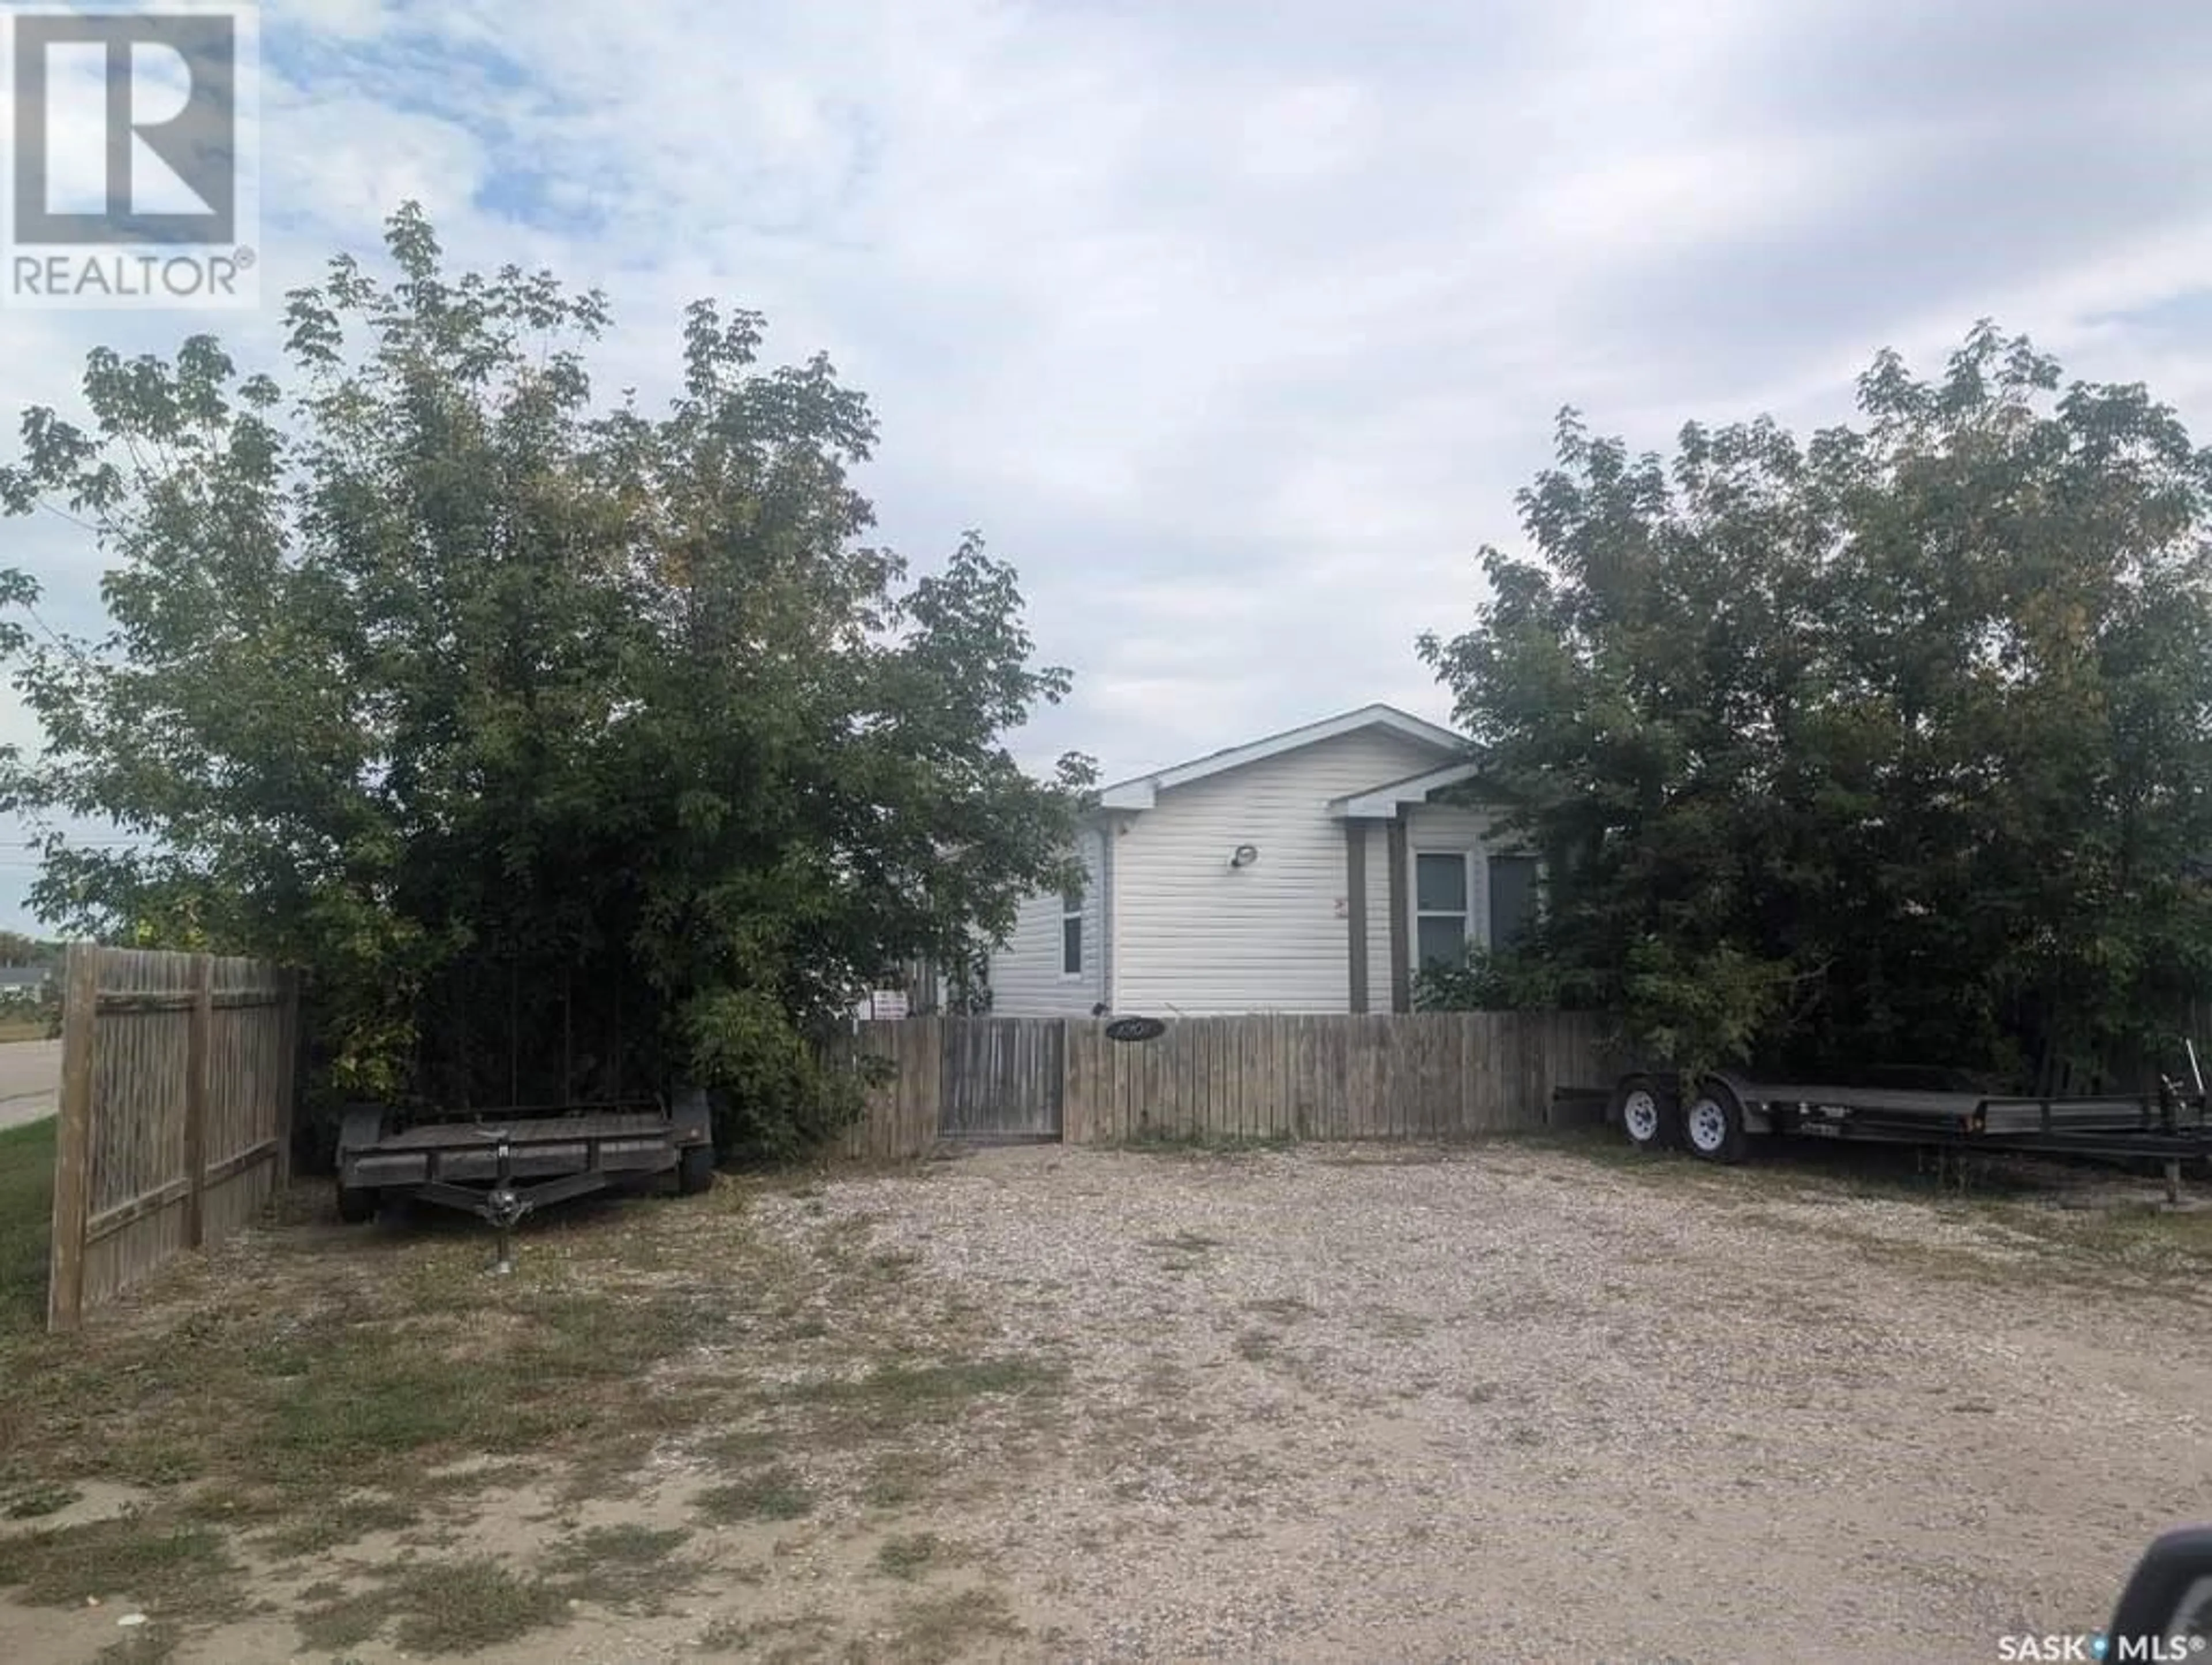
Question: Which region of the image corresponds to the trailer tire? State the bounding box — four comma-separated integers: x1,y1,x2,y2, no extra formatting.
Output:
677,1143,717,1197
1615,1074,1677,1153
336,1184,378,1224
1683,1079,1749,1165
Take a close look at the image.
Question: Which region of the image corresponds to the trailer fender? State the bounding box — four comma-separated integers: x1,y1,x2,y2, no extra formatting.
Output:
1706,1072,1772,1136
668,1083,714,1147
336,1102,392,1160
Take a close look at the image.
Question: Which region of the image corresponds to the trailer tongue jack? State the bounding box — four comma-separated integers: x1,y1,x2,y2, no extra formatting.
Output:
480,1133,524,1276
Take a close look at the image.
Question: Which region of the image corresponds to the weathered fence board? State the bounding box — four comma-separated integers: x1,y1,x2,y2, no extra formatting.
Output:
829,1017,944,1161
48,945,300,1332
834,1010,1622,1158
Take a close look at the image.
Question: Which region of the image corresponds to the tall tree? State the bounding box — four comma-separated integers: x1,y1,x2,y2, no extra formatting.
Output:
0,204,1091,1155
1419,324,2212,1087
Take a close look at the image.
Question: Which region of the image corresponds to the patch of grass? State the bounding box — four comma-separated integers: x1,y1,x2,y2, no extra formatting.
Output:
878,1587,1026,1663
296,1600,382,1653
695,1467,815,1523
699,1609,837,1660
706,1427,782,1468
296,1585,389,1655
4,1272,715,1516
0,1512,240,1615
861,1449,946,1510
545,1523,697,1612
1233,1329,1279,1363
2,1480,79,1519
1143,1230,1226,1255
0,1014,48,1044
1365,1309,1430,1340
253,1493,420,1558
552,1522,691,1564
873,1531,966,1581
2008,1198,2212,1269
96,1625,180,1665
793,1354,1065,1443
299,1557,573,1657
0,1116,55,1340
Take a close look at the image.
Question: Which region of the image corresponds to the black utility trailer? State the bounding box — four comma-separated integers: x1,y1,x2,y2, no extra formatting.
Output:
334,1090,716,1257
1607,1061,2212,1170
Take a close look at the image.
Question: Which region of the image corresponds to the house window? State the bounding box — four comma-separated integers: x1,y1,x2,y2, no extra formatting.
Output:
1413,852,1471,968
1061,887,1084,977
1488,855,1540,949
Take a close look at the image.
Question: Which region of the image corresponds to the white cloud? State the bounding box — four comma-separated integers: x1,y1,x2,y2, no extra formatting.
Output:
5,0,2212,929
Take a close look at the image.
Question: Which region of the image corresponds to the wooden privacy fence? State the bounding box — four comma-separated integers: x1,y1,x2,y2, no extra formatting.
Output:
48,945,301,1332
832,1011,1623,1160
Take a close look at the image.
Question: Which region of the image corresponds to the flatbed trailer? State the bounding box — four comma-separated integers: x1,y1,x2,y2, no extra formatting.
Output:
334,1091,717,1249
1604,1067,2212,1167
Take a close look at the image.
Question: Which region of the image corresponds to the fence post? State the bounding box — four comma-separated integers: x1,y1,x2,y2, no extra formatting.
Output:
278,965,303,1191
181,953,213,1249
47,943,100,1333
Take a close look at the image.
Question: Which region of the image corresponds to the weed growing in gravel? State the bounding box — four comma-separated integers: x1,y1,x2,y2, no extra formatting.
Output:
695,1467,816,1522
253,1493,420,1558
1123,1131,1295,1157
543,1523,699,1611
874,1531,967,1580
1,1480,78,1519
1146,1230,1227,1254
296,1556,570,1655
878,1586,1027,1662
0,1511,241,1615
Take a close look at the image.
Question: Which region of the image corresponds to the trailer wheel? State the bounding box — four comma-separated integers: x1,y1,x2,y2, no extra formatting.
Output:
677,1143,717,1196
1616,1074,1677,1153
1683,1079,1749,1165
336,1184,378,1224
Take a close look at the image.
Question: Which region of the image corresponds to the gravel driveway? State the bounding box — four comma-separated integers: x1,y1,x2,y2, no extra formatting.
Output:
7,1137,2205,1664
767,1141,2212,1664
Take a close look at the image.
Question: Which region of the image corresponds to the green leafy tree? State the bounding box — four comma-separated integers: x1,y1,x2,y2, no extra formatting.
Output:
0,204,1091,1158
1419,324,2212,1087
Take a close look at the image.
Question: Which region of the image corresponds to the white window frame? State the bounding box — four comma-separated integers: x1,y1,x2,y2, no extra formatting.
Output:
1060,885,1084,980
1410,848,1476,972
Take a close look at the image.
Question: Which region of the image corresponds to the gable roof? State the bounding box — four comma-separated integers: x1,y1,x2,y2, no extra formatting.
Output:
1096,704,1468,811
1328,760,1497,819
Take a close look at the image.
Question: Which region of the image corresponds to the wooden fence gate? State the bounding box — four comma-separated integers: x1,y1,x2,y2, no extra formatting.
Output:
937,1018,1063,1142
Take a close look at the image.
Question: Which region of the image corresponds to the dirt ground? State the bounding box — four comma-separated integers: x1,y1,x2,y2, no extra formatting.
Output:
5,1135,2211,1664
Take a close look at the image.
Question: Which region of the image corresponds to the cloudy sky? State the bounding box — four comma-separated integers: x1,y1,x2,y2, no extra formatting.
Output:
3,0,2212,931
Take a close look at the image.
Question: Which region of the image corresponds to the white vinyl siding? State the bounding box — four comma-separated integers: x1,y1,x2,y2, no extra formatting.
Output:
1112,729,1453,1014
984,829,1107,1016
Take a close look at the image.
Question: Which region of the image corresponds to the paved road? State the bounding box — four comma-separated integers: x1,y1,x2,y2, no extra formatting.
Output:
0,1039,59,1130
